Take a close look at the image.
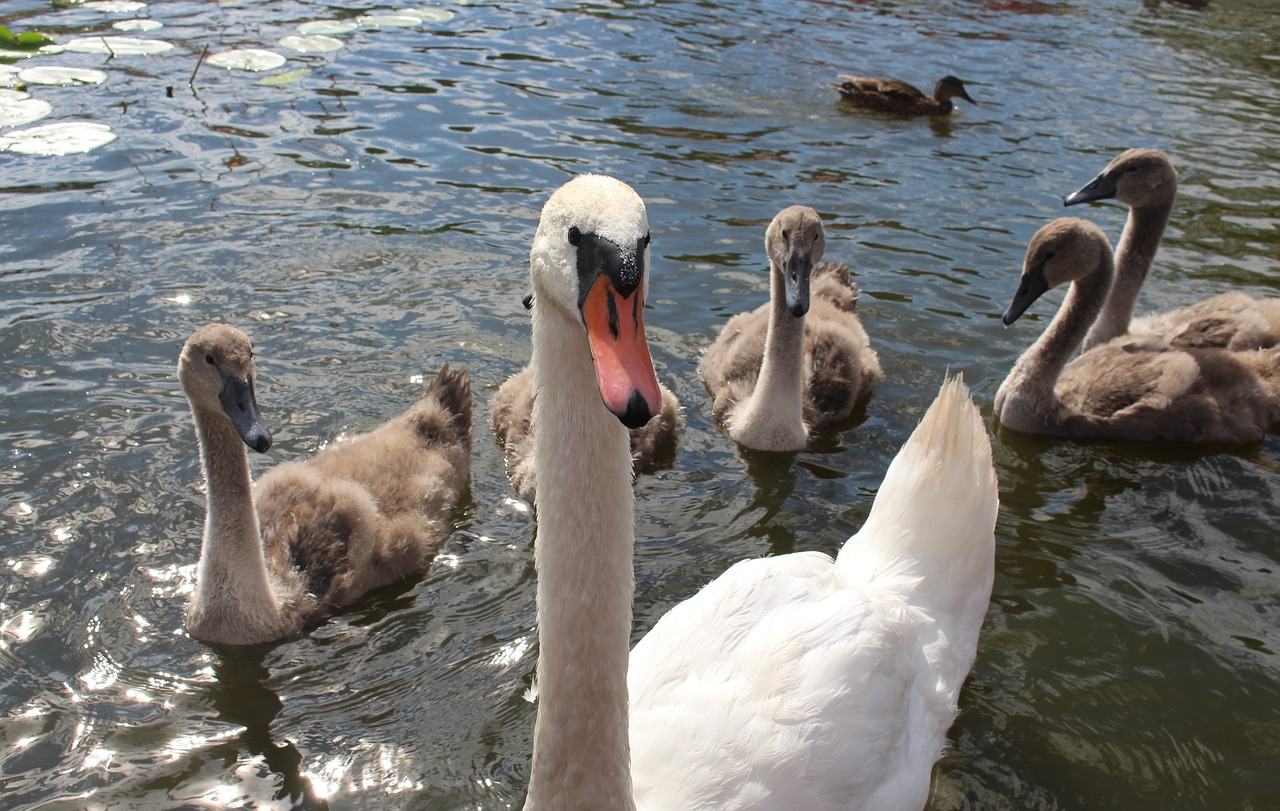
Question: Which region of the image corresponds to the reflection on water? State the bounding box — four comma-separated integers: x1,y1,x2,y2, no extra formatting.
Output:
1,0,1278,808
201,650,326,808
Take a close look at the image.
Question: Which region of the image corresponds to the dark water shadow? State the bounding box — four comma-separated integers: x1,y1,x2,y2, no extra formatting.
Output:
736,446,800,557
201,646,329,811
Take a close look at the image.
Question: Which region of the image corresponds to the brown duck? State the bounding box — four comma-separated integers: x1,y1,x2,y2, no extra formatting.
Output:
829,74,976,116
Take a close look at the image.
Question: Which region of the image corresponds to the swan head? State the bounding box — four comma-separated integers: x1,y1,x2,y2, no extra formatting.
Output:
529,174,662,429
178,324,272,453
935,75,977,105
1063,148,1177,209
1002,217,1112,325
765,205,826,318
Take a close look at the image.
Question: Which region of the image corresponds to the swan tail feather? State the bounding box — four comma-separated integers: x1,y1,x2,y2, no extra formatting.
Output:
837,375,998,619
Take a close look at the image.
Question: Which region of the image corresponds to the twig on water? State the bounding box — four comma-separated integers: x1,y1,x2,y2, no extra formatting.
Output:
189,44,208,92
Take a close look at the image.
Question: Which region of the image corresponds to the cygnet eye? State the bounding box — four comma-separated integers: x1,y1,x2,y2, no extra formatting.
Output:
205,353,215,365
568,226,582,246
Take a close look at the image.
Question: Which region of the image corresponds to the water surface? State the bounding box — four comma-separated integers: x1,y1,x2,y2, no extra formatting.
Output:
1,0,1278,808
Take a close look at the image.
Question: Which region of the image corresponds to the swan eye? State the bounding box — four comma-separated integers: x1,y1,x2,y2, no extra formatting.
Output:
1045,251,1056,260
568,226,582,246
640,231,651,250
781,229,789,243
204,353,215,366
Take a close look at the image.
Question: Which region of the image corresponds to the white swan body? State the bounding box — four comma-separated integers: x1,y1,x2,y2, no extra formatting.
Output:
522,175,998,811
178,324,472,645
701,205,881,451
1065,148,1280,351
995,218,1280,443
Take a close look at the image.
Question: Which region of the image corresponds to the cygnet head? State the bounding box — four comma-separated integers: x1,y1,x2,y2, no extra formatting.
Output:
529,174,662,430
178,324,272,453
765,205,826,318
1063,148,1178,209
936,75,977,105
1002,217,1112,326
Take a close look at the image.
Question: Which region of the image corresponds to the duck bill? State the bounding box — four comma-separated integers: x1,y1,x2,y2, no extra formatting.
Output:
1002,261,1050,326
1064,170,1118,206
581,273,662,429
219,373,272,453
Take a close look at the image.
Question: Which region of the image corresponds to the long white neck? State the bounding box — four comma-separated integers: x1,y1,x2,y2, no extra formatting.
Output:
188,406,281,640
525,296,637,811
728,262,807,450
1084,199,1172,349
996,257,1112,431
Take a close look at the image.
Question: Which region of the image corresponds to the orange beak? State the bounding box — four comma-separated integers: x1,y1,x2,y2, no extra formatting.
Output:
581,272,661,429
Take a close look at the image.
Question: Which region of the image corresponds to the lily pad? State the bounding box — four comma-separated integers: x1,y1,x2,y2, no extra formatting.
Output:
112,20,163,32
0,45,64,60
18,66,109,86
0,96,53,128
83,1,148,11
0,121,117,156
206,48,287,71
257,67,311,86
356,14,424,28
62,35,173,55
397,8,456,23
297,19,358,36
0,66,20,88
278,34,343,54
0,88,27,101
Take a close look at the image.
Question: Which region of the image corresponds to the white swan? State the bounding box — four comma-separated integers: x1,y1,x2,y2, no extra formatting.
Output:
700,205,881,451
995,218,1280,442
1064,147,1280,350
521,174,999,810
178,324,472,645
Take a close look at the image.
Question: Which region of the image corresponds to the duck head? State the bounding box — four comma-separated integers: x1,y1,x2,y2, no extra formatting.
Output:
936,75,977,106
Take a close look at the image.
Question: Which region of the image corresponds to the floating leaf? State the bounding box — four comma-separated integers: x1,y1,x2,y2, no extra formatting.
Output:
18,66,109,86
0,88,27,101
83,1,148,11
278,34,343,54
257,67,311,86
0,66,20,88
0,121,117,155
297,19,358,36
62,35,173,55
397,8,456,23
112,20,163,32
206,48,287,71
356,14,423,28
0,96,53,128
0,26,55,51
